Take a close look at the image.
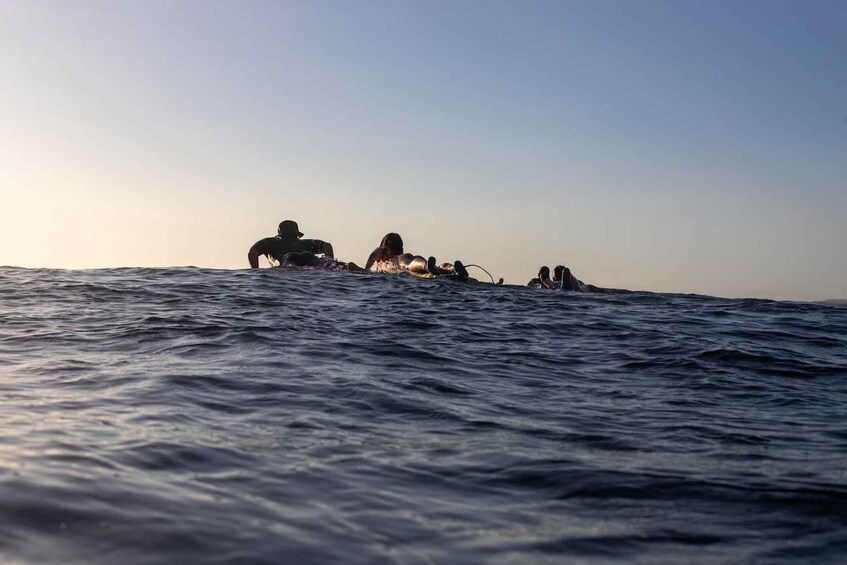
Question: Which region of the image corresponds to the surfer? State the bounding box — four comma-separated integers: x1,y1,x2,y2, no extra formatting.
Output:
248,220,335,268
552,264,603,292
527,266,556,289
364,233,469,280
551,265,578,290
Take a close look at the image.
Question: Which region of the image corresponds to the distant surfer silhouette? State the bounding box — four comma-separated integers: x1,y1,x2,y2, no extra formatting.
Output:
527,266,555,289
528,265,602,291
553,265,604,292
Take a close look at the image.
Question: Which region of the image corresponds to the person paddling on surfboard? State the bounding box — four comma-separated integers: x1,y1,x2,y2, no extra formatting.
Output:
552,264,604,292
364,233,469,280
551,265,578,290
248,220,335,268
527,266,556,289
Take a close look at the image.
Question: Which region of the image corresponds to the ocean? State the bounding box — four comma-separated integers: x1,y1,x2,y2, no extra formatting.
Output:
1,266,845,564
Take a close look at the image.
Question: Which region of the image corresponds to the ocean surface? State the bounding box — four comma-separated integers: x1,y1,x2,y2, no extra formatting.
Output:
1,266,846,564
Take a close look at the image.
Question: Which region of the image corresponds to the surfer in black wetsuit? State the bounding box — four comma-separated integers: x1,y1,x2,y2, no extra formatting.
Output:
552,264,603,292
364,233,469,280
248,220,335,268
552,265,579,291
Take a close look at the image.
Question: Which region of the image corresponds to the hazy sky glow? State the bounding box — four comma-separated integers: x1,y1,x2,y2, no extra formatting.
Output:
2,0,845,300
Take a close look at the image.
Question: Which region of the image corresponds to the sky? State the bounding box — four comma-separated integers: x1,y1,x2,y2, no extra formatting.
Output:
1,0,845,300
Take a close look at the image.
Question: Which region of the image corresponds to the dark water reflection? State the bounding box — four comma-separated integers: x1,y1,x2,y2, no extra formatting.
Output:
1,267,846,564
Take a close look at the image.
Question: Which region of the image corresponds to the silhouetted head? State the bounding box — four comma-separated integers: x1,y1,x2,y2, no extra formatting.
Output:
379,233,404,255
538,266,550,279
278,220,304,239
553,265,565,281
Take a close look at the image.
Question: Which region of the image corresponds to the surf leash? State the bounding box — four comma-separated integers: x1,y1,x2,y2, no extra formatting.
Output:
463,264,496,284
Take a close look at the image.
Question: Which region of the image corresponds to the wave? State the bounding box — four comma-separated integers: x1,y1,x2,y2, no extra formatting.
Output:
1,267,846,563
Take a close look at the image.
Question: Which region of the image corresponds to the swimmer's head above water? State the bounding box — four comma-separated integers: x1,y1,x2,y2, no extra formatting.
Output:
379,233,404,255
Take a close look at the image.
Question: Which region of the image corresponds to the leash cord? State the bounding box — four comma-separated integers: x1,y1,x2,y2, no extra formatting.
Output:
463,264,495,284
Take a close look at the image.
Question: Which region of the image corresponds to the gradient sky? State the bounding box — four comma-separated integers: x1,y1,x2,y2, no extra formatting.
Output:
2,0,845,300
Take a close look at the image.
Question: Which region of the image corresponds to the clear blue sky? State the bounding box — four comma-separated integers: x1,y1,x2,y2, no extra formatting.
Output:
2,0,845,299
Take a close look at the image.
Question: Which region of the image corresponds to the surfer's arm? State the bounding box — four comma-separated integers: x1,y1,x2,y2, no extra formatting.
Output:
364,247,387,270
248,238,274,269
303,239,335,258
319,241,335,259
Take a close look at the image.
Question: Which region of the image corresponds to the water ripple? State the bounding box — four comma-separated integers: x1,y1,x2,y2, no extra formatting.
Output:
1,266,846,564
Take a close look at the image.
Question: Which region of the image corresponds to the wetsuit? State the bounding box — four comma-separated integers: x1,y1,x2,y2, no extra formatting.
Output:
248,236,331,268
